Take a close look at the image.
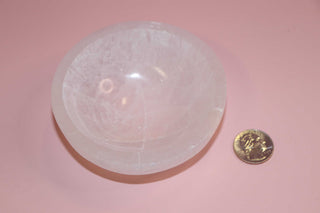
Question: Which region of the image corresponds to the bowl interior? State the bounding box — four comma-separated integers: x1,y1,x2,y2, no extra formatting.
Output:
53,22,226,174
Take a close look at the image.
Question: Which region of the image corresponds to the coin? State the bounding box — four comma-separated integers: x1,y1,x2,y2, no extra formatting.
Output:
233,129,274,164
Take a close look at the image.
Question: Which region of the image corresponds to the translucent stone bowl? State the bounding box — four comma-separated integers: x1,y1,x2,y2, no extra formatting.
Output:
51,21,226,175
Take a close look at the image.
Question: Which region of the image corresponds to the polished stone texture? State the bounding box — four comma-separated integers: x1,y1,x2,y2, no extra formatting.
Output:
52,21,226,175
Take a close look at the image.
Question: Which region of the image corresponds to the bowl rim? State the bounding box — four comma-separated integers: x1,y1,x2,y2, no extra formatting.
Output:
51,21,226,175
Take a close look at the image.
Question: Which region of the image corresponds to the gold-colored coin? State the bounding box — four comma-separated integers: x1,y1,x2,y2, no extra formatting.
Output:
233,129,274,164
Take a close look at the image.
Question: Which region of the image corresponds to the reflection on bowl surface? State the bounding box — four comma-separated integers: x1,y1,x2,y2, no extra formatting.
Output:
52,21,226,175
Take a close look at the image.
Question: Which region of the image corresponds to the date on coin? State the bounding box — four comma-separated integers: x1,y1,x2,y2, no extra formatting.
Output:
233,129,274,164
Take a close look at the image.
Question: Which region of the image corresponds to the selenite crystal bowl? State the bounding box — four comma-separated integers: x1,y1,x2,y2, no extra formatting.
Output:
51,21,226,175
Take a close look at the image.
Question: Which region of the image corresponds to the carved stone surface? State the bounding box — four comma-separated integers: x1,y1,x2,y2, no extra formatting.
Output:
52,21,226,175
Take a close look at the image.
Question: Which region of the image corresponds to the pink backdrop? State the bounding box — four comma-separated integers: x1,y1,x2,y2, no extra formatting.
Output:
1,0,320,212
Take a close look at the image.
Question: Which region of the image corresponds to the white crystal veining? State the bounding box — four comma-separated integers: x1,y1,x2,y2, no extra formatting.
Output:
52,21,226,175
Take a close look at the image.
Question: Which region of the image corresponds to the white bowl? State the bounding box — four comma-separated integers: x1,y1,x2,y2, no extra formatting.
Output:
52,21,226,175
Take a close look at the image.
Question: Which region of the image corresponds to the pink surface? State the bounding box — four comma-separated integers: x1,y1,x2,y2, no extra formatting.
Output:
1,0,320,212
